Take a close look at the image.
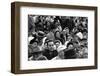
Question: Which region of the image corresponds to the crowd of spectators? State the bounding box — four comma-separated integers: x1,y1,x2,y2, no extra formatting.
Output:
28,15,88,61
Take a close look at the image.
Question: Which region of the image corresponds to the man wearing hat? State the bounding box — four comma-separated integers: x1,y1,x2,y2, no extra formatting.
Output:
28,39,47,60
28,47,47,61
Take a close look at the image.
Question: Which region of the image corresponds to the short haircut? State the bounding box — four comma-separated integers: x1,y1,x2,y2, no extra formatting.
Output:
72,40,78,44
47,39,54,45
30,39,38,44
67,42,73,48
80,38,87,41
54,40,61,44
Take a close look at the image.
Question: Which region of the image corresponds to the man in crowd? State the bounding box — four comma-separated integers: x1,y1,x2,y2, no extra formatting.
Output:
43,40,58,60
28,39,47,60
64,42,77,59
52,45,66,60
28,15,88,60
28,47,47,60
28,39,39,58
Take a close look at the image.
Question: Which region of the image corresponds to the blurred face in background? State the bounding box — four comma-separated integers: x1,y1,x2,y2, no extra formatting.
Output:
33,52,41,60
47,21,51,26
73,42,79,48
32,42,38,48
67,35,73,41
80,40,87,47
55,42,60,49
78,46,88,58
44,43,47,49
66,28,69,34
63,29,67,35
55,21,60,26
83,32,88,39
82,46,88,58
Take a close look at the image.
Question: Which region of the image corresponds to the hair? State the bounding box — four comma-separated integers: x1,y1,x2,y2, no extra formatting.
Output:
47,39,54,45
72,40,78,44
30,39,38,44
81,29,88,33
80,45,85,48
44,40,48,45
64,27,69,30
54,40,61,44
67,42,73,48
80,38,87,41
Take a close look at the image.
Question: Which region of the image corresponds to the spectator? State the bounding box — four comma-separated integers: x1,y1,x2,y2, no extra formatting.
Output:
64,42,77,59
60,27,70,44
28,15,88,60
43,40,58,60
52,45,66,60
54,40,62,50
28,39,39,58
29,46,47,61
76,45,88,58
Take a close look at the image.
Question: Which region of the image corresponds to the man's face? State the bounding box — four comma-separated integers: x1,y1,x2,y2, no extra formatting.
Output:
48,42,54,51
